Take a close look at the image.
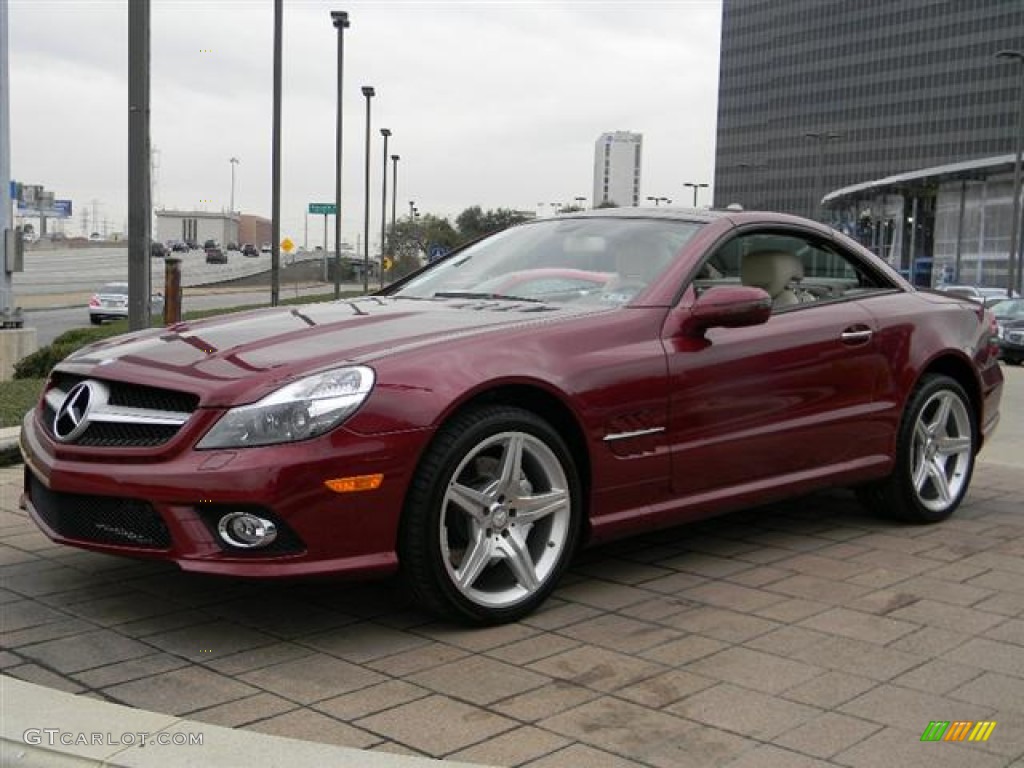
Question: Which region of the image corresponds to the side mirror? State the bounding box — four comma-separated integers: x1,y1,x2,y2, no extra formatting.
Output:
680,285,772,337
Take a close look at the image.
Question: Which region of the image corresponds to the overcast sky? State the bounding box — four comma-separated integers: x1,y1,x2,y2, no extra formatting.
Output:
8,0,723,245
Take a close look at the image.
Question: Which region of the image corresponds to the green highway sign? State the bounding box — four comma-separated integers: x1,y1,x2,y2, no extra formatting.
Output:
308,202,337,215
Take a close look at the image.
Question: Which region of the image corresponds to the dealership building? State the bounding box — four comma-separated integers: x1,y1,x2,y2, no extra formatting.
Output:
713,0,1024,288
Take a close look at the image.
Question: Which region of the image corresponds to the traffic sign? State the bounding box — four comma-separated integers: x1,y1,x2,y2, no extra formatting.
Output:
281,238,295,253
308,202,337,215
428,244,447,262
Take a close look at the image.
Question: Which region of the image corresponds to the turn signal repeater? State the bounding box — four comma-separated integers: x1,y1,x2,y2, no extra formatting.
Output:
324,474,384,493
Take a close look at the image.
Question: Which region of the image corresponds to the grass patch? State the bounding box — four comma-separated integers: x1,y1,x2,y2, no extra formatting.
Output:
0,378,44,429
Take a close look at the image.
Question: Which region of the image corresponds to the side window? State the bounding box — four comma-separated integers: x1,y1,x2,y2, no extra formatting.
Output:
693,231,892,311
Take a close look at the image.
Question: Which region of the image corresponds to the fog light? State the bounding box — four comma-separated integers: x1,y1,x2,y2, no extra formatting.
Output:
217,512,278,549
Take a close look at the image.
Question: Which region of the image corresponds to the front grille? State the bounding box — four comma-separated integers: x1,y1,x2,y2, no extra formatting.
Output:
43,374,199,448
51,373,199,414
1009,331,1023,344
27,470,171,549
75,422,182,447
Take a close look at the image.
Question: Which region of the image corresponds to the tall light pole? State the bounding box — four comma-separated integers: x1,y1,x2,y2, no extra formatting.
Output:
127,0,151,331
379,128,390,289
683,182,708,208
229,157,239,213
361,86,375,294
331,10,349,299
270,0,283,306
390,154,399,257
997,49,1024,297
803,131,842,221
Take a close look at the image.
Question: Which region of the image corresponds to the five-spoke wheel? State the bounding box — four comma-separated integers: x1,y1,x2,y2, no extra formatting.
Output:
400,406,581,624
858,374,977,523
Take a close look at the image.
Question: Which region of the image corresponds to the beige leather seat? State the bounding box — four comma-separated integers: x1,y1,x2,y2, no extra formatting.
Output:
740,250,806,308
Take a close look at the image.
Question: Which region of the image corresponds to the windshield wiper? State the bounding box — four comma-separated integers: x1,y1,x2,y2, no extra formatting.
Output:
433,291,543,303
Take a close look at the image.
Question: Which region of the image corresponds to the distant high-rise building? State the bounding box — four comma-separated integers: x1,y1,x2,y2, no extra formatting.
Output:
714,0,1024,217
593,132,642,207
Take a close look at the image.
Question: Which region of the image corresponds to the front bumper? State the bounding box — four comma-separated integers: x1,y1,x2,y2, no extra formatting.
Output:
19,408,431,578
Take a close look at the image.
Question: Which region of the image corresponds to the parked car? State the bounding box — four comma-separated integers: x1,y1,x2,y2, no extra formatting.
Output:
242,243,259,257
937,284,1015,306
991,298,1024,365
261,242,272,254
205,245,227,264
22,208,1003,624
203,239,219,250
169,240,189,253
87,282,164,324
227,242,240,252
150,241,169,259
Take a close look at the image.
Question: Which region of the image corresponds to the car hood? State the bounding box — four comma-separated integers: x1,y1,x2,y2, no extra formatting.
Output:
58,296,593,406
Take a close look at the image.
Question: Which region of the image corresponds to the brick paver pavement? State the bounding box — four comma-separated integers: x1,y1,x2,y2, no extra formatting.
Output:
2,458,1023,767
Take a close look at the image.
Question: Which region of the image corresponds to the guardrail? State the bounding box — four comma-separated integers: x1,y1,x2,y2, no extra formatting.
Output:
12,247,327,296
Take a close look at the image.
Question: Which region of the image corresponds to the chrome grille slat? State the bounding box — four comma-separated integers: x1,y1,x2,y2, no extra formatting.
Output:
44,375,199,448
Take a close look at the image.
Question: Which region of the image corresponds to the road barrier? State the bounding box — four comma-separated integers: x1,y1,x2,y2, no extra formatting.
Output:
12,246,324,296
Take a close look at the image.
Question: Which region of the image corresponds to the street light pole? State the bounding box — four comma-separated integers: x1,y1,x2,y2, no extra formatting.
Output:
390,154,399,257
270,0,283,307
361,86,375,294
331,10,349,299
803,131,843,221
997,50,1024,297
379,128,390,289
683,182,708,208
229,157,239,213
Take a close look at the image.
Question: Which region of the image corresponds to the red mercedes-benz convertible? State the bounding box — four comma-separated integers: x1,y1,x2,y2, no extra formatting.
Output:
20,208,1003,623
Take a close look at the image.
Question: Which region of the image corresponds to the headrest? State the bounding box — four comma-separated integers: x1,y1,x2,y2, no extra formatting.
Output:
741,251,804,296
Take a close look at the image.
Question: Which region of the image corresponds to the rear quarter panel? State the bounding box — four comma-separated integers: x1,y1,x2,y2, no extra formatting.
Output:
859,290,1002,450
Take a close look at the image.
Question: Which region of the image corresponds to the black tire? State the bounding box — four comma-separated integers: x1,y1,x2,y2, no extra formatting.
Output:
858,374,976,523
89,317,102,325
399,405,582,625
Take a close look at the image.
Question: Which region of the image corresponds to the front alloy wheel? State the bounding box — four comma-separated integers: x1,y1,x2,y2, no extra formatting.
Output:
400,406,581,624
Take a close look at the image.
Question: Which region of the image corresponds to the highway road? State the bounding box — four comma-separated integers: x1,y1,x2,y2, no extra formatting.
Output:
24,282,348,347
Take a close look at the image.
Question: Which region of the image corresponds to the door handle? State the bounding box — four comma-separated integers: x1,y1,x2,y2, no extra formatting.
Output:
840,328,873,344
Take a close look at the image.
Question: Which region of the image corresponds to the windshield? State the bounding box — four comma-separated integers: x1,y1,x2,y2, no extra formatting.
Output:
392,217,703,305
98,283,128,295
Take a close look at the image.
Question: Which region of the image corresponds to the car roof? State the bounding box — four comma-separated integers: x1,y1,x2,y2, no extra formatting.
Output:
547,206,834,233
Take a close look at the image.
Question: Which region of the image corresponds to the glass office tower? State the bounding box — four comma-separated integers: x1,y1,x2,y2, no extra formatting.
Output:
714,0,1024,218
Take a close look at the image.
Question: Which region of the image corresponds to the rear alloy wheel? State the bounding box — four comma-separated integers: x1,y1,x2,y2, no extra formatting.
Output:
400,406,581,624
860,374,976,523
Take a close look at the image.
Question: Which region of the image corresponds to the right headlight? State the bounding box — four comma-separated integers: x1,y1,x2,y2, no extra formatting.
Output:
197,365,375,449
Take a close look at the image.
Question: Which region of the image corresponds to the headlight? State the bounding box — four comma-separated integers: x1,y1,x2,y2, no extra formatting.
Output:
196,366,375,449
997,324,1005,339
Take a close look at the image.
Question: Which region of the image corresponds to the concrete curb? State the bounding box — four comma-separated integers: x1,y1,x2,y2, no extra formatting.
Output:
0,426,19,467
0,676,490,768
